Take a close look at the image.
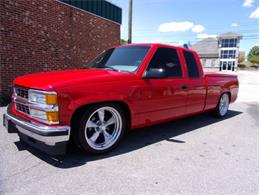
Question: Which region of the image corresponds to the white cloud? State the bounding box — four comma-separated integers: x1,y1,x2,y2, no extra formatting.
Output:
191,25,205,33
197,33,217,39
250,7,259,18
231,23,239,27
158,21,194,32
243,0,254,7
178,40,185,45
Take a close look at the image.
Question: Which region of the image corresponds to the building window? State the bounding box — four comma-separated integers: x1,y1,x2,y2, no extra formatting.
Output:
201,58,206,66
228,61,232,70
220,50,236,59
220,61,236,71
221,39,237,48
223,61,227,70
211,59,216,67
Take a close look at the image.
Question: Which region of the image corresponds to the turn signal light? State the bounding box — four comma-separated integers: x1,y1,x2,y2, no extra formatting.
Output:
46,94,57,105
46,112,59,122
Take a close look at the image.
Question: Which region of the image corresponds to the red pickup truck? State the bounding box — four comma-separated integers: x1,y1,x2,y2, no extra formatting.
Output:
3,43,239,155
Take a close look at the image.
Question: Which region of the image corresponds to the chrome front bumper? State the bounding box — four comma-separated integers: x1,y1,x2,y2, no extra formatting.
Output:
3,105,70,155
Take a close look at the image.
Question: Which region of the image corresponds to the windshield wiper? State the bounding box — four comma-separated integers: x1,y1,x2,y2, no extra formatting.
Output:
102,66,119,72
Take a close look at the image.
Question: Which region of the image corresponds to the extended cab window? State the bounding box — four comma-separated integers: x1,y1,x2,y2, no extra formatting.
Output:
147,47,182,78
183,51,200,78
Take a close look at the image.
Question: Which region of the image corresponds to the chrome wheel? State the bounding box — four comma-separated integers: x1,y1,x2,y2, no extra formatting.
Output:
219,93,229,116
84,106,122,150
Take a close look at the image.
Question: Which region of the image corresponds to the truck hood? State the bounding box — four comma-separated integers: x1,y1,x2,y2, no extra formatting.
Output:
14,69,137,90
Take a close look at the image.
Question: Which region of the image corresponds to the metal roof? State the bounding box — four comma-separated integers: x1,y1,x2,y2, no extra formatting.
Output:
217,32,243,39
60,0,122,24
190,38,219,57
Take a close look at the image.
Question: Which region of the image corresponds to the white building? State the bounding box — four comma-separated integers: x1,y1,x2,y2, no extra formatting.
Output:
191,32,243,71
218,32,243,71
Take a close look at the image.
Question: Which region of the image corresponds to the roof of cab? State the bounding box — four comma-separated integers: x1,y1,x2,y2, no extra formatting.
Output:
117,43,197,53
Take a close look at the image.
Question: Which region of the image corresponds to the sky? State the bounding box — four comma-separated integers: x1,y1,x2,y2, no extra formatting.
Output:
109,0,259,54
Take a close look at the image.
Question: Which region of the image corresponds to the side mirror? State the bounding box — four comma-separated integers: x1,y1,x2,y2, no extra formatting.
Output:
143,68,166,79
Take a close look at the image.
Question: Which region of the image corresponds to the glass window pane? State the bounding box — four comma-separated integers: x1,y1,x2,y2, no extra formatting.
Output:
183,51,200,78
228,61,232,70
148,47,183,78
223,61,227,69
90,46,150,72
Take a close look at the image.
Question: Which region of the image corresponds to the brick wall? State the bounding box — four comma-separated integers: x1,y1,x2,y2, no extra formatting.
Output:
0,0,120,96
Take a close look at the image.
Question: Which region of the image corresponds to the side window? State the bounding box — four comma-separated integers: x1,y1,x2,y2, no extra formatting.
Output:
183,51,200,78
147,47,182,78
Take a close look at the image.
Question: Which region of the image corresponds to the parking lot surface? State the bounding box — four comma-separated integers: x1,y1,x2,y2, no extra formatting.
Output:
0,70,258,195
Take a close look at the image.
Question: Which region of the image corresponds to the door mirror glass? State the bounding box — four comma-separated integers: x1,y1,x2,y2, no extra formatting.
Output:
144,68,166,79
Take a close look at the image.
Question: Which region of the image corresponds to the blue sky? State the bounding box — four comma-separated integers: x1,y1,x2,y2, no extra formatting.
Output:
110,0,259,54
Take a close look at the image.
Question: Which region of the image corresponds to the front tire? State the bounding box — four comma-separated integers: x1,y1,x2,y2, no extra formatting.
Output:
75,104,126,154
214,93,230,117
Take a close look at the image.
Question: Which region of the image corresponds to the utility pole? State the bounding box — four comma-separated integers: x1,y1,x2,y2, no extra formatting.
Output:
128,0,133,43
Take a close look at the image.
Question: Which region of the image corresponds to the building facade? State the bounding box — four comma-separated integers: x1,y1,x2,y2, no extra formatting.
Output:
191,32,242,72
0,0,121,96
190,38,220,69
218,33,243,71
239,51,246,60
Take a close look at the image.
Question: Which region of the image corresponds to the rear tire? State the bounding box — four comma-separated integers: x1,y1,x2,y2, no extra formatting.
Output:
214,93,230,117
74,104,126,154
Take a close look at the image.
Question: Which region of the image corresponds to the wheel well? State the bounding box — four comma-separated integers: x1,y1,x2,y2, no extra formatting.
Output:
70,101,131,131
223,91,231,102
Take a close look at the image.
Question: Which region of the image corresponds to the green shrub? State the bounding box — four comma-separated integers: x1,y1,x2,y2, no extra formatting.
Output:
250,64,259,69
0,93,11,107
238,64,246,69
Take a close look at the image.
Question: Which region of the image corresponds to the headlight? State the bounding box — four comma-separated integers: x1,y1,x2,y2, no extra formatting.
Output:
30,109,59,123
27,89,59,124
28,90,57,105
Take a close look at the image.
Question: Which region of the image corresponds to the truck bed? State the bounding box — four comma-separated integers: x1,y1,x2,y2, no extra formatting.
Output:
204,72,238,78
204,72,239,111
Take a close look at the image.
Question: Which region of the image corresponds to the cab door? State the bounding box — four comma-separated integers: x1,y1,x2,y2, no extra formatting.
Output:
181,50,207,115
134,47,187,123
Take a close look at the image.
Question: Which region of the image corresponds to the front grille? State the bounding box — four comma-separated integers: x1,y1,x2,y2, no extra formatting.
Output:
15,102,30,115
15,87,28,99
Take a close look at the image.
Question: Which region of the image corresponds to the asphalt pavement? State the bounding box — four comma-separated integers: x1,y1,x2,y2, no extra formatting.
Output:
0,70,259,195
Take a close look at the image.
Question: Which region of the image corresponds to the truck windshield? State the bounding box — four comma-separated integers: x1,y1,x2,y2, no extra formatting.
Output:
89,46,150,72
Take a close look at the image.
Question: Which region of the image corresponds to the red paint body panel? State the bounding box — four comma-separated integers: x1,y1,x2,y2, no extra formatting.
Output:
13,43,239,129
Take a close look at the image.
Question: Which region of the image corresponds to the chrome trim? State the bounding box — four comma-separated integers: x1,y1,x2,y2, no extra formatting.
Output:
28,89,57,105
14,86,29,99
14,95,28,103
14,100,59,125
85,106,122,151
14,98,59,112
28,89,57,95
4,112,70,146
13,87,59,125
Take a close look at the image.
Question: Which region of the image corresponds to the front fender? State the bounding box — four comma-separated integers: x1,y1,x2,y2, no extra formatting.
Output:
56,83,135,126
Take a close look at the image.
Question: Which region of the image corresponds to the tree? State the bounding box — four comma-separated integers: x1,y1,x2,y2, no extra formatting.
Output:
238,56,245,63
248,46,259,65
249,55,259,65
120,39,128,44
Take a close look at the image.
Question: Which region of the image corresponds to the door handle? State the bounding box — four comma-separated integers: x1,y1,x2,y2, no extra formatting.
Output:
180,84,188,89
